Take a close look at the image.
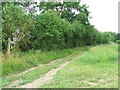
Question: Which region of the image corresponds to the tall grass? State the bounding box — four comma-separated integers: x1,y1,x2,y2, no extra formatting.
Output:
2,47,87,76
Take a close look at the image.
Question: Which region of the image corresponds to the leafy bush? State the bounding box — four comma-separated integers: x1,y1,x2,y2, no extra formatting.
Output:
2,3,35,51
2,3,111,52
31,11,72,50
116,40,120,44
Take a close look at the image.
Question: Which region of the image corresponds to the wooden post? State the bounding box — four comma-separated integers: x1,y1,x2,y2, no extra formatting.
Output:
7,38,11,56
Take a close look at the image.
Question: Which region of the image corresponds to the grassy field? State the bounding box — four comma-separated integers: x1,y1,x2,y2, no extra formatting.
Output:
2,47,88,87
40,44,118,88
2,44,118,88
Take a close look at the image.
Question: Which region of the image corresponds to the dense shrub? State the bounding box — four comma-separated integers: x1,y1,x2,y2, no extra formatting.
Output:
71,21,86,47
2,3,35,51
2,3,114,52
31,11,73,50
104,32,118,43
116,40,120,44
30,11,110,50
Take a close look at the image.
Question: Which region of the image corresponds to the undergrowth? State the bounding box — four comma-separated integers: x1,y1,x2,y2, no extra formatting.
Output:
2,47,88,76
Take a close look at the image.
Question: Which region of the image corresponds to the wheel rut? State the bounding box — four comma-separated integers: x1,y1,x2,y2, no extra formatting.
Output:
5,52,87,88
18,53,87,88
18,61,72,88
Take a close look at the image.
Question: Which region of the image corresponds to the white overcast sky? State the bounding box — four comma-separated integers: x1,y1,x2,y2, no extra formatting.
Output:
80,0,119,33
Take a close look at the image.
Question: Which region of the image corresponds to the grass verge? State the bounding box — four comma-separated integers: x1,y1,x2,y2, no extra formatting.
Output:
2,47,88,76
40,44,118,88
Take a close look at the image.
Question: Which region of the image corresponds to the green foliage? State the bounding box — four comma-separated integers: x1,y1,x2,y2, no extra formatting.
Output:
31,11,72,50
2,2,114,52
71,21,109,46
2,3,35,51
116,40,120,44
39,2,90,24
117,33,120,40
72,21,86,46
31,11,110,50
104,32,118,43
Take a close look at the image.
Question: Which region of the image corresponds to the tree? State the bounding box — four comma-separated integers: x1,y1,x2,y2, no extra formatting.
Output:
2,3,35,51
31,11,72,50
38,2,90,24
104,32,117,43
2,2,110,52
